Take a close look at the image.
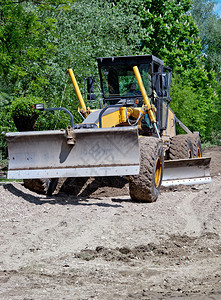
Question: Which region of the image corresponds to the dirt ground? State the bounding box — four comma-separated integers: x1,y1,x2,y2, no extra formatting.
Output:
0,146,220,300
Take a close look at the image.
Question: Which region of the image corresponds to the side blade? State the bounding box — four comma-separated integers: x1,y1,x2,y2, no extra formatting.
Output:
162,157,211,186
6,127,140,179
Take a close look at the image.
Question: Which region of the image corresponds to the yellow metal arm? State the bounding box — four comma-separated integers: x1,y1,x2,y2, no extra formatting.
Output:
133,66,160,137
68,68,87,112
133,66,156,123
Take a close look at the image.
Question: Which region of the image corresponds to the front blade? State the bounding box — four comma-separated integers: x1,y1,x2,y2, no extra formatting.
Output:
6,127,140,179
162,157,211,186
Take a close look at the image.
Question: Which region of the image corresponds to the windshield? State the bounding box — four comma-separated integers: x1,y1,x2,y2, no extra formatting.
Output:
100,63,152,98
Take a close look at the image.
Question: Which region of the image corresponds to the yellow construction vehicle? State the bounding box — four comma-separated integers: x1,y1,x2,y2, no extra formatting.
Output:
6,55,211,201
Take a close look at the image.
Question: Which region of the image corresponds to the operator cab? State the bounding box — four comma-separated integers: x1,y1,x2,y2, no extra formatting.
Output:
96,55,172,131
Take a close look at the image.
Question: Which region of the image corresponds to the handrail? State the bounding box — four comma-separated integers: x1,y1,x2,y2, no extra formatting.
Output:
98,104,123,128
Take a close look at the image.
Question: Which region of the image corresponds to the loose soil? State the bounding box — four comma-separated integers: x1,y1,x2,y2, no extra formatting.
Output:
0,146,220,300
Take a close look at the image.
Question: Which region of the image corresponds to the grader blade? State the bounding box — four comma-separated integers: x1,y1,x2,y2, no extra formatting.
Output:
6,127,140,179
162,157,211,186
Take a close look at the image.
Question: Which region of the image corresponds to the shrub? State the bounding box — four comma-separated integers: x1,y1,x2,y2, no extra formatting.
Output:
10,96,41,131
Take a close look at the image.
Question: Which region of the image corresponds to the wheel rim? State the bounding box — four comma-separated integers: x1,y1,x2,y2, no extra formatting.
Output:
155,156,162,188
197,147,202,158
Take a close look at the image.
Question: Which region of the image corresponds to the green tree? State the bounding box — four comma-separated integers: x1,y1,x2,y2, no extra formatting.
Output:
1,0,220,145
37,0,141,125
170,70,217,140
0,0,74,158
114,0,218,141
191,0,221,143
114,0,202,71
0,0,140,134
191,0,221,73
0,1,58,97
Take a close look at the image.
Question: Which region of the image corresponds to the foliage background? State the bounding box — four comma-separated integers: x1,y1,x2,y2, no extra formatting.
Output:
0,0,221,161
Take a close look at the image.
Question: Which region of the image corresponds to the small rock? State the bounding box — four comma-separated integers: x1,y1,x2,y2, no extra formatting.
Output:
63,264,70,267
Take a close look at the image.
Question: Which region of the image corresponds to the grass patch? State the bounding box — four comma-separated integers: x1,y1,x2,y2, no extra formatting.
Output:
201,141,220,151
0,178,23,183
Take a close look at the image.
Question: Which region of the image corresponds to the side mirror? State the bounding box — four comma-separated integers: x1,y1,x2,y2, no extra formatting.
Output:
162,74,168,90
87,77,94,94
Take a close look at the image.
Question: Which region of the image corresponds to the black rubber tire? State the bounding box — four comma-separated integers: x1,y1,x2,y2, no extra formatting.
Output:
46,178,59,196
168,134,194,160
189,133,202,158
129,137,164,203
23,178,58,196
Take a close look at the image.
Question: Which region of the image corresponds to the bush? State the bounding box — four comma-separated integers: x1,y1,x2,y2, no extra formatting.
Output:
10,96,41,131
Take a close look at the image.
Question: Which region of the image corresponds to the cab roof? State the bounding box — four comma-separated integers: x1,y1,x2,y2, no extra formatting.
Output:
96,55,164,66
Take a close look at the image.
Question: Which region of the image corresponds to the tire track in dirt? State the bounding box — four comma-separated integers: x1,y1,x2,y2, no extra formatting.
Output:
178,192,202,235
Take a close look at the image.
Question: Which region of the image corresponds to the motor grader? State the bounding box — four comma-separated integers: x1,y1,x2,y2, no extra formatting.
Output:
6,55,211,201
